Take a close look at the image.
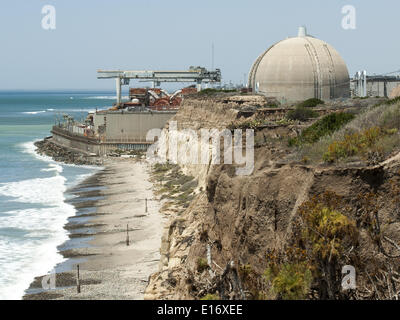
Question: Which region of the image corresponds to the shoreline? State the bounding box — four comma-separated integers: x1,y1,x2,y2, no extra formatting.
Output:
23,158,166,300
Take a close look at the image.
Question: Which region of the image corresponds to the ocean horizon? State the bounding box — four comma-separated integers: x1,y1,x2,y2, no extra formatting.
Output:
0,91,115,299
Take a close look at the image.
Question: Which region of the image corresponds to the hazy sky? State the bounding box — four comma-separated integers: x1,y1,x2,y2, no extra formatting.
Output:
1,0,399,90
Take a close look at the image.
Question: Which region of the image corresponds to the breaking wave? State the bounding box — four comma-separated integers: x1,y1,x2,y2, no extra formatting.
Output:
83,96,129,100
21,111,46,115
0,141,99,300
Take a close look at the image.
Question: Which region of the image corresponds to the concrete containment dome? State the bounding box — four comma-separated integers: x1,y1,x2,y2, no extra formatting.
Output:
248,27,350,103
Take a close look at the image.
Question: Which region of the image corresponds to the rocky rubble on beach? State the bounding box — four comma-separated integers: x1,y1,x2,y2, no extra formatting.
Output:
34,138,103,166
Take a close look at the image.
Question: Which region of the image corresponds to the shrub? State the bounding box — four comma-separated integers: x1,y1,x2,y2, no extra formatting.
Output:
196,258,209,273
384,96,400,105
286,106,318,121
298,101,400,163
381,105,400,129
198,88,237,95
238,264,268,299
300,205,358,260
289,112,355,146
179,179,197,192
264,262,312,300
338,100,400,133
297,98,324,108
153,162,175,173
265,99,280,108
352,96,369,100
296,192,359,299
301,156,310,164
323,127,397,162
262,192,359,300
200,293,219,300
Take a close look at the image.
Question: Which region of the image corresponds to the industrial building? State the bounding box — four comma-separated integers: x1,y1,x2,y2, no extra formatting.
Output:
351,71,400,98
248,26,350,103
50,66,220,155
93,109,174,144
51,109,176,155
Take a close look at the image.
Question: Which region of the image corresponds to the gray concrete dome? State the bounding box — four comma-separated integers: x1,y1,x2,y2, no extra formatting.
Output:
248,27,350,103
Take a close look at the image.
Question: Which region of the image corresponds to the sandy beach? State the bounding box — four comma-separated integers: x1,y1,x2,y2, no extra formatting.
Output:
24,158,167,300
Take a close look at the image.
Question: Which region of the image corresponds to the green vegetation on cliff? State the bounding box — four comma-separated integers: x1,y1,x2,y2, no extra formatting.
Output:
298,98,400,163
297,98,325,108
286,106,318,121
323,127,397,162
289,112,355,147
198,88,237,96
263,192,359,300
264,261,312,300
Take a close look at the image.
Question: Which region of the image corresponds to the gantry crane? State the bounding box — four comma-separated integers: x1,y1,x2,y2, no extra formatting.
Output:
97,66,221,105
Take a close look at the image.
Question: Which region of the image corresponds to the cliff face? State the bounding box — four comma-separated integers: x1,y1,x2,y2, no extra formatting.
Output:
145,96,400,300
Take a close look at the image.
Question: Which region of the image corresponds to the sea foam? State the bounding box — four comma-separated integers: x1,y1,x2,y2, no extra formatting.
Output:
22,111,46,115
83,95,129,100
0,140,98,300
0,174,72,299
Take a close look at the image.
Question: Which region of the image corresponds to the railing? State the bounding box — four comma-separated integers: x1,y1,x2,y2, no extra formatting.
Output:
104,137,152,144
52,125,100,143
52,125,154,146
54,123,97,139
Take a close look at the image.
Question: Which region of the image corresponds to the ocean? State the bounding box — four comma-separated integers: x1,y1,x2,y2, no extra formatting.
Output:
0,91,118,300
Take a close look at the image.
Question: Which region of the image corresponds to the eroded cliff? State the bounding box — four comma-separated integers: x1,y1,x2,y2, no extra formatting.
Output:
145,95,400,300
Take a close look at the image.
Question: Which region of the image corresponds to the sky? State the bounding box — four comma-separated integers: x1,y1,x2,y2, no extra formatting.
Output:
0,0,399,91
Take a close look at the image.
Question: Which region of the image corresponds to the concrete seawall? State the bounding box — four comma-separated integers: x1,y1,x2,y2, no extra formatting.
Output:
51,126,151,156
51,110,176,156
51,126,102,155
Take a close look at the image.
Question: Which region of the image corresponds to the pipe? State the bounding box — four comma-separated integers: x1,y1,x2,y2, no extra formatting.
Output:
147,90,160,100
169,90,182,101
116,77,122,105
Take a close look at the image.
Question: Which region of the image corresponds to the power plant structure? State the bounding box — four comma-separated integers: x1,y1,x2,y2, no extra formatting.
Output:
97,66,221,106
50,66,221,155
248,26,350,103
48,28,400,158
351,70,400,98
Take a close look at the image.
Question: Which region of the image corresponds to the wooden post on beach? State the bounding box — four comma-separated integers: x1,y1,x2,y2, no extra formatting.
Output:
145,198,148,213
76,264,81,294
126,224,129,246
